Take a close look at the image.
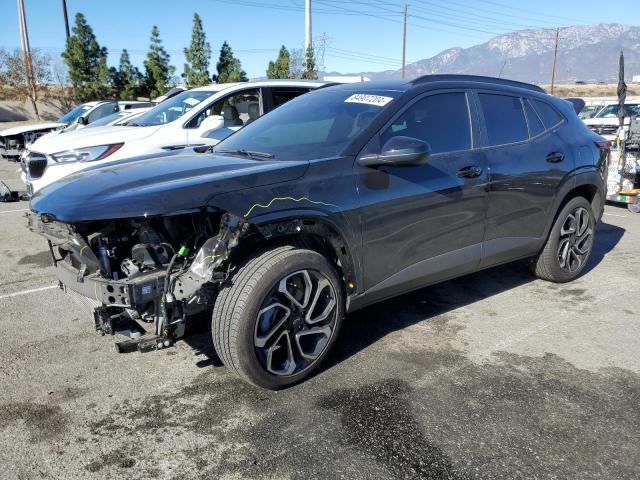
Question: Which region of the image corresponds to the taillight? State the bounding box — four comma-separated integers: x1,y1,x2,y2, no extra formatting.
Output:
594,140,612,164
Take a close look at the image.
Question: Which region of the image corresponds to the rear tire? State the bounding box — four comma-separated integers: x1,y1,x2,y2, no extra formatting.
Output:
531,196,595,282
212,246,344,389
628,203,640,214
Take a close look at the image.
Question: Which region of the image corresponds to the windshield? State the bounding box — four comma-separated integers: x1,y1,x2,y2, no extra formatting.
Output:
214,89,400,161
87,111,129,128
57,104,92,123
595,104,640,118
130,90,215,126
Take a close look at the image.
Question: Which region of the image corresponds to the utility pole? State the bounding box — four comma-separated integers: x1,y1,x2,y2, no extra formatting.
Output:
401,3,407,79
16,0,40,119
550,27,560,95
61,0,70,39
305,0,312,54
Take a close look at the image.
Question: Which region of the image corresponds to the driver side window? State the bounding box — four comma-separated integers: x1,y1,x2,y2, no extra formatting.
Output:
380,92,471,155
189,89,260,128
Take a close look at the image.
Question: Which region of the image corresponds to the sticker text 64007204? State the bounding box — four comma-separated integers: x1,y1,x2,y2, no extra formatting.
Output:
344,94,393,107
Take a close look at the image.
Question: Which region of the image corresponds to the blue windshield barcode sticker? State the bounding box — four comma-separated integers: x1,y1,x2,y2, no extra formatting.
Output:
344,94,393,107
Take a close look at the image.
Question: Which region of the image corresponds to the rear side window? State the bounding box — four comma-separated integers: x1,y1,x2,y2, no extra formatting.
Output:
271,88,309,108
380,92,471,155
531,99,563,129
478,93,528,146
524,100,545,137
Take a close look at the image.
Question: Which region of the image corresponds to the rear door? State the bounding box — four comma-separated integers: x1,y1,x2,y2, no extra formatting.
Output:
357,90,488,300
476,91,573,267
85,102,119,125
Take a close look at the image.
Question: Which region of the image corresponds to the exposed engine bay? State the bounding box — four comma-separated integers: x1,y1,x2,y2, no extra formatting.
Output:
1,129,56,162
28,210,252,352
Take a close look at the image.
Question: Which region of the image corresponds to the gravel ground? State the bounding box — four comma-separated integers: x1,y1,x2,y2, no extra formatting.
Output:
0,158,639,480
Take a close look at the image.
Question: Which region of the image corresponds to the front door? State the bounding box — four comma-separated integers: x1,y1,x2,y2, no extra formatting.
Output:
357,90,488,300
187,88,262,145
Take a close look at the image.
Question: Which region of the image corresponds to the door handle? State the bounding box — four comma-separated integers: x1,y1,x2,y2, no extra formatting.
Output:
457,165,483,178
546,152,565,163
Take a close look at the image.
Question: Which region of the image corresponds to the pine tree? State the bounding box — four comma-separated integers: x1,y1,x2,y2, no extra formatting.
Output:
266,61,277,80
61,13,110,102
302,45,317,80
112,49,142,100
183,13,211,87
144,26,175,98
266,45,290,79
214,41,248,83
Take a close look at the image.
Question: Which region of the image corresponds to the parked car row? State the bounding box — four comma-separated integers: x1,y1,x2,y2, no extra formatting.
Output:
0,101,153,162
20,80,327,194
581,103,640,141
27,75,609,389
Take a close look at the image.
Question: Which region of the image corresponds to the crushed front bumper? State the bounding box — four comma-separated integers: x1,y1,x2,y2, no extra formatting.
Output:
55,259,166,311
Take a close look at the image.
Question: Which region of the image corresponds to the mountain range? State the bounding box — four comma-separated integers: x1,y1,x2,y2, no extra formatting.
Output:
331,23,640,83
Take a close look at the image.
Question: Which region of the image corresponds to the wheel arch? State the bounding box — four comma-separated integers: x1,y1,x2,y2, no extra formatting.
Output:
246,210,360,298
543,170,604,240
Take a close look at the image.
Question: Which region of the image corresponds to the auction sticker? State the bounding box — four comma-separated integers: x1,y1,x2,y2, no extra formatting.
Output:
345,94,393,107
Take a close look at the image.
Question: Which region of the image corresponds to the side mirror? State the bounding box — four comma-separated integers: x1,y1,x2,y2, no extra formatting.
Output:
77,116,88,126
358,136,430,168
198,115,224,137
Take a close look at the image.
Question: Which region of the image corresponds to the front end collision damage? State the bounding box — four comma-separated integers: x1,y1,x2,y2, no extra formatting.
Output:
28,209,253,352
28,204,357,353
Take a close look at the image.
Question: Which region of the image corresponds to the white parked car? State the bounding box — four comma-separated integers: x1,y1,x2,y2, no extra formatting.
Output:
27,108,152,151
0,101,152,162
84,107,152,128
22,80,327,194
583,103,640,141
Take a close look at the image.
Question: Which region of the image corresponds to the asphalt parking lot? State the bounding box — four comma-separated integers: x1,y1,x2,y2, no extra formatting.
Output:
0,158,639,480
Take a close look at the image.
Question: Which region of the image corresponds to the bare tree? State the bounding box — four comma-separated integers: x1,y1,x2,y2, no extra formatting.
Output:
0,48,51,116
289,48,305,79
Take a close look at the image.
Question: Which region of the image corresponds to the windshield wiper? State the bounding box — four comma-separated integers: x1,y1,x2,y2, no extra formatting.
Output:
215,149,274,159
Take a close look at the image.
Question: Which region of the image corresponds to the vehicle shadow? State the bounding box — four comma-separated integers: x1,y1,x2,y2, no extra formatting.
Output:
323,220,625,375
184,221,625,374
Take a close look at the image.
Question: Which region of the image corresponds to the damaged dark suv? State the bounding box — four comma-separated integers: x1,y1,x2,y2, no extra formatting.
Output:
29,75,609,389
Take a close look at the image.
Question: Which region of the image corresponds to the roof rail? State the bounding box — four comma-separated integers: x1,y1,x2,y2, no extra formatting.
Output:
411,74,546,94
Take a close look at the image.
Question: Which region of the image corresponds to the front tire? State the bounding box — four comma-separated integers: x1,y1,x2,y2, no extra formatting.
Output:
212,246,344,389
531,196,595,282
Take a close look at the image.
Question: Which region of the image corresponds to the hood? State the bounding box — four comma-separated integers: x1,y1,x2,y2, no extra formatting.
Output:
28,125,161,154
30,152,308,222
0,122,66,137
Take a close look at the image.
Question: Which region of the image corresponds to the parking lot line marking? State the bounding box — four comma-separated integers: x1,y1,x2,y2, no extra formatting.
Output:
603,212,629,218
0,285,57,300
0,208,28,214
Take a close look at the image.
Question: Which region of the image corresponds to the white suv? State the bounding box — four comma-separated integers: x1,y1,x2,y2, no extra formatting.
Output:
23,80,327,194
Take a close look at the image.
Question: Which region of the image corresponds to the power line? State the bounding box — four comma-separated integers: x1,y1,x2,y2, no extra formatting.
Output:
315,0,491,39
207,0,401,16
327,46,401,64
409,12,504,35
413,0,567,27
478,0,589,24
405,2,541,30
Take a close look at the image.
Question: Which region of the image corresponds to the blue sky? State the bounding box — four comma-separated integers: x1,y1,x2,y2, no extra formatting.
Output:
1,0,638,79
